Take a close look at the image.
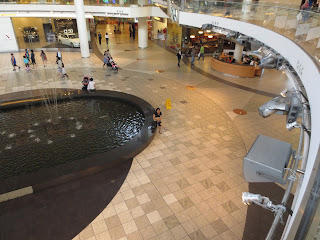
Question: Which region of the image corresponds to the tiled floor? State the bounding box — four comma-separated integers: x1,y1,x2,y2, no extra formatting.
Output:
0,24,300,240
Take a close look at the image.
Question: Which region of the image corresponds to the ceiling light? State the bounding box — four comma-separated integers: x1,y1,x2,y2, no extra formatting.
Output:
190,35,195,38
198,31,203,34
208,35,213,38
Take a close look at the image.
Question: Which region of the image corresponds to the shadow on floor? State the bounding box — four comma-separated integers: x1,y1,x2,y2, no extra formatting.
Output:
0,159,133,240
242,182,294,240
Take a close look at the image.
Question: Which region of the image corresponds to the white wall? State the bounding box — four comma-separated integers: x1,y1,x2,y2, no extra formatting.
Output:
179,11,320,240
0,18,19,53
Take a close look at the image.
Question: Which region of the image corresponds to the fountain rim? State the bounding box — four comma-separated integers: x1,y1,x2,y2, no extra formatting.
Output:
0,89,156,195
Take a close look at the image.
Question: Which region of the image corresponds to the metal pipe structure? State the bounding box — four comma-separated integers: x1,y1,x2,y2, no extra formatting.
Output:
266,116,305,240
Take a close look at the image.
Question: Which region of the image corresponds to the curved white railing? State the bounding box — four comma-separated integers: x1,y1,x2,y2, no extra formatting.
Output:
179,11,320,239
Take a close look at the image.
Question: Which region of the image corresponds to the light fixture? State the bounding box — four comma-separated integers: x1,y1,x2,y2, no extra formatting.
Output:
198,31,203,34
206,30,211,33
208,35,213,38
190,35,195,38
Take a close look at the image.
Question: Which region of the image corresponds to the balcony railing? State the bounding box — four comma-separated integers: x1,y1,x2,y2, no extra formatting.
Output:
176,0,320,63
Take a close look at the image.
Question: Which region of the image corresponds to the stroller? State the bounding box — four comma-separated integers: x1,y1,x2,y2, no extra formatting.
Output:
82,76,89,90
108,57,118,73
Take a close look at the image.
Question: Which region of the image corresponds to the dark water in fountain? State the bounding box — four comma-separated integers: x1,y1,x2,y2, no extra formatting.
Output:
0,97,145,180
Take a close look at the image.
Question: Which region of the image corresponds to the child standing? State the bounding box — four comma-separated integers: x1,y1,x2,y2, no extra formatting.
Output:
23,56,30,71
10,53,20,71
61,63,69,79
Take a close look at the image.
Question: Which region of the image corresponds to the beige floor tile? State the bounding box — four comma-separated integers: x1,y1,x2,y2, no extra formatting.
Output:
130,206,145,219
108,225,126,240
105,215,122,230
95,231,112,240
127,230,144,240
118,210,133,224
135,215,151,229
170,225,188,240
146,210,162,224
92,220,108,235
152,220,169,235
163,193,178,205
139,225,157,240
123,220,138,235
114,202,129,214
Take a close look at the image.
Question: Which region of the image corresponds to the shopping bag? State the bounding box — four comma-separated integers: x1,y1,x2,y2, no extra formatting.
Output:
297,12,302,21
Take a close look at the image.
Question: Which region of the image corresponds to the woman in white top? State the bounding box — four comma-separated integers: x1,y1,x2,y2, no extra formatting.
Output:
105,33,109,45
87,78,96,92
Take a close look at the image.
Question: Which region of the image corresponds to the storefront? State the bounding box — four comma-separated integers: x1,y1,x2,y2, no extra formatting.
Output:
166,22,182,49
151,17,167,41
181,26,235,56
11,17,89,50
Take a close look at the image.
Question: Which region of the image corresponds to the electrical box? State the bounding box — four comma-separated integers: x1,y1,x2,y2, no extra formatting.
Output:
243,135,292,183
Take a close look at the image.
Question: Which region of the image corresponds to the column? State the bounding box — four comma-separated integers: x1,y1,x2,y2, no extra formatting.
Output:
138,17,148,48
75,0,90,58
242,0,252,20
167,0,172,17
119,0,124,5
234,43,244,62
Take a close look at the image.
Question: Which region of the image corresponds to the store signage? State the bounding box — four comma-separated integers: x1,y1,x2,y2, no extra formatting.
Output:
63,29,73,34
171,7,178,22
211,20,219,26
105,8,130,17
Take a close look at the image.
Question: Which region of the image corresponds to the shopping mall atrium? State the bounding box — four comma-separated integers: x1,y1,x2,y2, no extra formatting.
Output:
0,0,320,239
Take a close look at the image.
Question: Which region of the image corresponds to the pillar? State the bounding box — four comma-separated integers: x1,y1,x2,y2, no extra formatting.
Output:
242,0,252,20
167,0,172,17
119,0,124,5
242,0,252,13
234,43,244,62
75,0,90,58
138,17,148,48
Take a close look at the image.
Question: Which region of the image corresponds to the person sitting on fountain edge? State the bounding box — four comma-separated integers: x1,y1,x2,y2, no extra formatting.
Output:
87,78,96,92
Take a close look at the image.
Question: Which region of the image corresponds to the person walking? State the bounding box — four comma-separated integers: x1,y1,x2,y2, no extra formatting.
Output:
57,56,62,72
98,32,102,45
30,50,36,69
103,51,109,68
177,50,182,67
10,53,20,71
57,49,62,63
105,32,109,45
61,63,69,79
198,45,205,60
191,48,196,65
40,50,47,67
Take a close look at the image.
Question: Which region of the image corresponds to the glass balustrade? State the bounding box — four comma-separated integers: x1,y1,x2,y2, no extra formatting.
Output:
175,1,320,62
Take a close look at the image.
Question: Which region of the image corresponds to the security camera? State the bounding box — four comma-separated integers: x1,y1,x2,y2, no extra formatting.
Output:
258,96,290,118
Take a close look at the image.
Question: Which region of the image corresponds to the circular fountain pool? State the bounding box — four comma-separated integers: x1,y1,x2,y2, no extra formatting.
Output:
0,90,155,193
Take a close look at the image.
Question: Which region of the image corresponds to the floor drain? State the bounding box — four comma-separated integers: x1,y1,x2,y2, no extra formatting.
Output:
233,109,247,115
